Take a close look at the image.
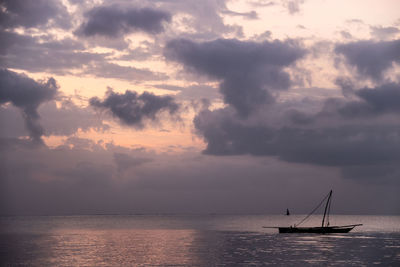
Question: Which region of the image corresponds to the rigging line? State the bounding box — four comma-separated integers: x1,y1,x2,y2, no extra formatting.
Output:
326,194,332,226
295,191,331,227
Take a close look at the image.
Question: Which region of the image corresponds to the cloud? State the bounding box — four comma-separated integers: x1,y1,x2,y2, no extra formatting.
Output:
0,105,25,138
0,30,103,74
370,25,400,40
220,9,258,20
114,152,151,173
194,107,400,166
0,30,35,55
158,0,245,40
283,0,305,15
86,62,169,81
248,1,277,8
1,97,109,139
117,41,160,61
193,80,400,183
340,31,353,40
344,83,400,116
0,0,71,29
0,69,58,143
335,39,400,81
153,83,220,101
165,38,305,116
76,5,171,38
356,83,400,111
40,100,109,136
90,89,180,129
1,136,398,215
0,30,166,81
329,80,400,118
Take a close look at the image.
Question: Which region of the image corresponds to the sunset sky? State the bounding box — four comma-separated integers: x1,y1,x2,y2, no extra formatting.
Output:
1,0,399,215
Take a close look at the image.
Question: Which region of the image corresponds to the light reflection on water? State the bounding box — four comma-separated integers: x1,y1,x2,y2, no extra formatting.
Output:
1,215,399,266
48,229,198,266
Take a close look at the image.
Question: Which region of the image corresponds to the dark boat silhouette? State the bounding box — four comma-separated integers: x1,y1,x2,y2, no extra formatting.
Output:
264,190,362,233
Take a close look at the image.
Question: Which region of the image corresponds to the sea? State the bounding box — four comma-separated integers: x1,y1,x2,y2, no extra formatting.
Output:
0,215,399,266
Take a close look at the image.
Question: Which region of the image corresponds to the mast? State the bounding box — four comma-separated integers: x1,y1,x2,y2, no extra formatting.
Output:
321,190,332,227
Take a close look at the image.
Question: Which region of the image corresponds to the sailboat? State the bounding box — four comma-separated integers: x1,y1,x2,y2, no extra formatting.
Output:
264,190,362,233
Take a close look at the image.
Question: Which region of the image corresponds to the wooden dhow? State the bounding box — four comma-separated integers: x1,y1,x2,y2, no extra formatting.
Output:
263,190,362,234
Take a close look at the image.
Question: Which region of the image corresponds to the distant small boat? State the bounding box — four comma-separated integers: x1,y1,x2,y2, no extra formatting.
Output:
264,190,362,234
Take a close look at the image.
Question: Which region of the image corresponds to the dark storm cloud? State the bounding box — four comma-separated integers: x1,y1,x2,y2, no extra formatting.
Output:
335,39,400,81
0,0,70,29
193,79,400,182
357,83,400,112
0,30,103,74
339,83,400,117
0,69,57,143
327,80,400,118
165,38,305,116
285,109,314,124
90,89,180,128
0,30,35,55
194,108,400,166
0,30,166,81
76,5,171,37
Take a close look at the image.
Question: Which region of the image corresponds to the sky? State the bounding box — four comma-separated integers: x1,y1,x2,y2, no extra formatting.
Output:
0,0,400,215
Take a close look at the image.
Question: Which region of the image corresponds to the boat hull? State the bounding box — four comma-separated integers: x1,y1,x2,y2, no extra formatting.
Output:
278,226,355,234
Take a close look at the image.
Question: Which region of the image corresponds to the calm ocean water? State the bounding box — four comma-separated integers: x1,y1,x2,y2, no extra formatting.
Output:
0,215,399,266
